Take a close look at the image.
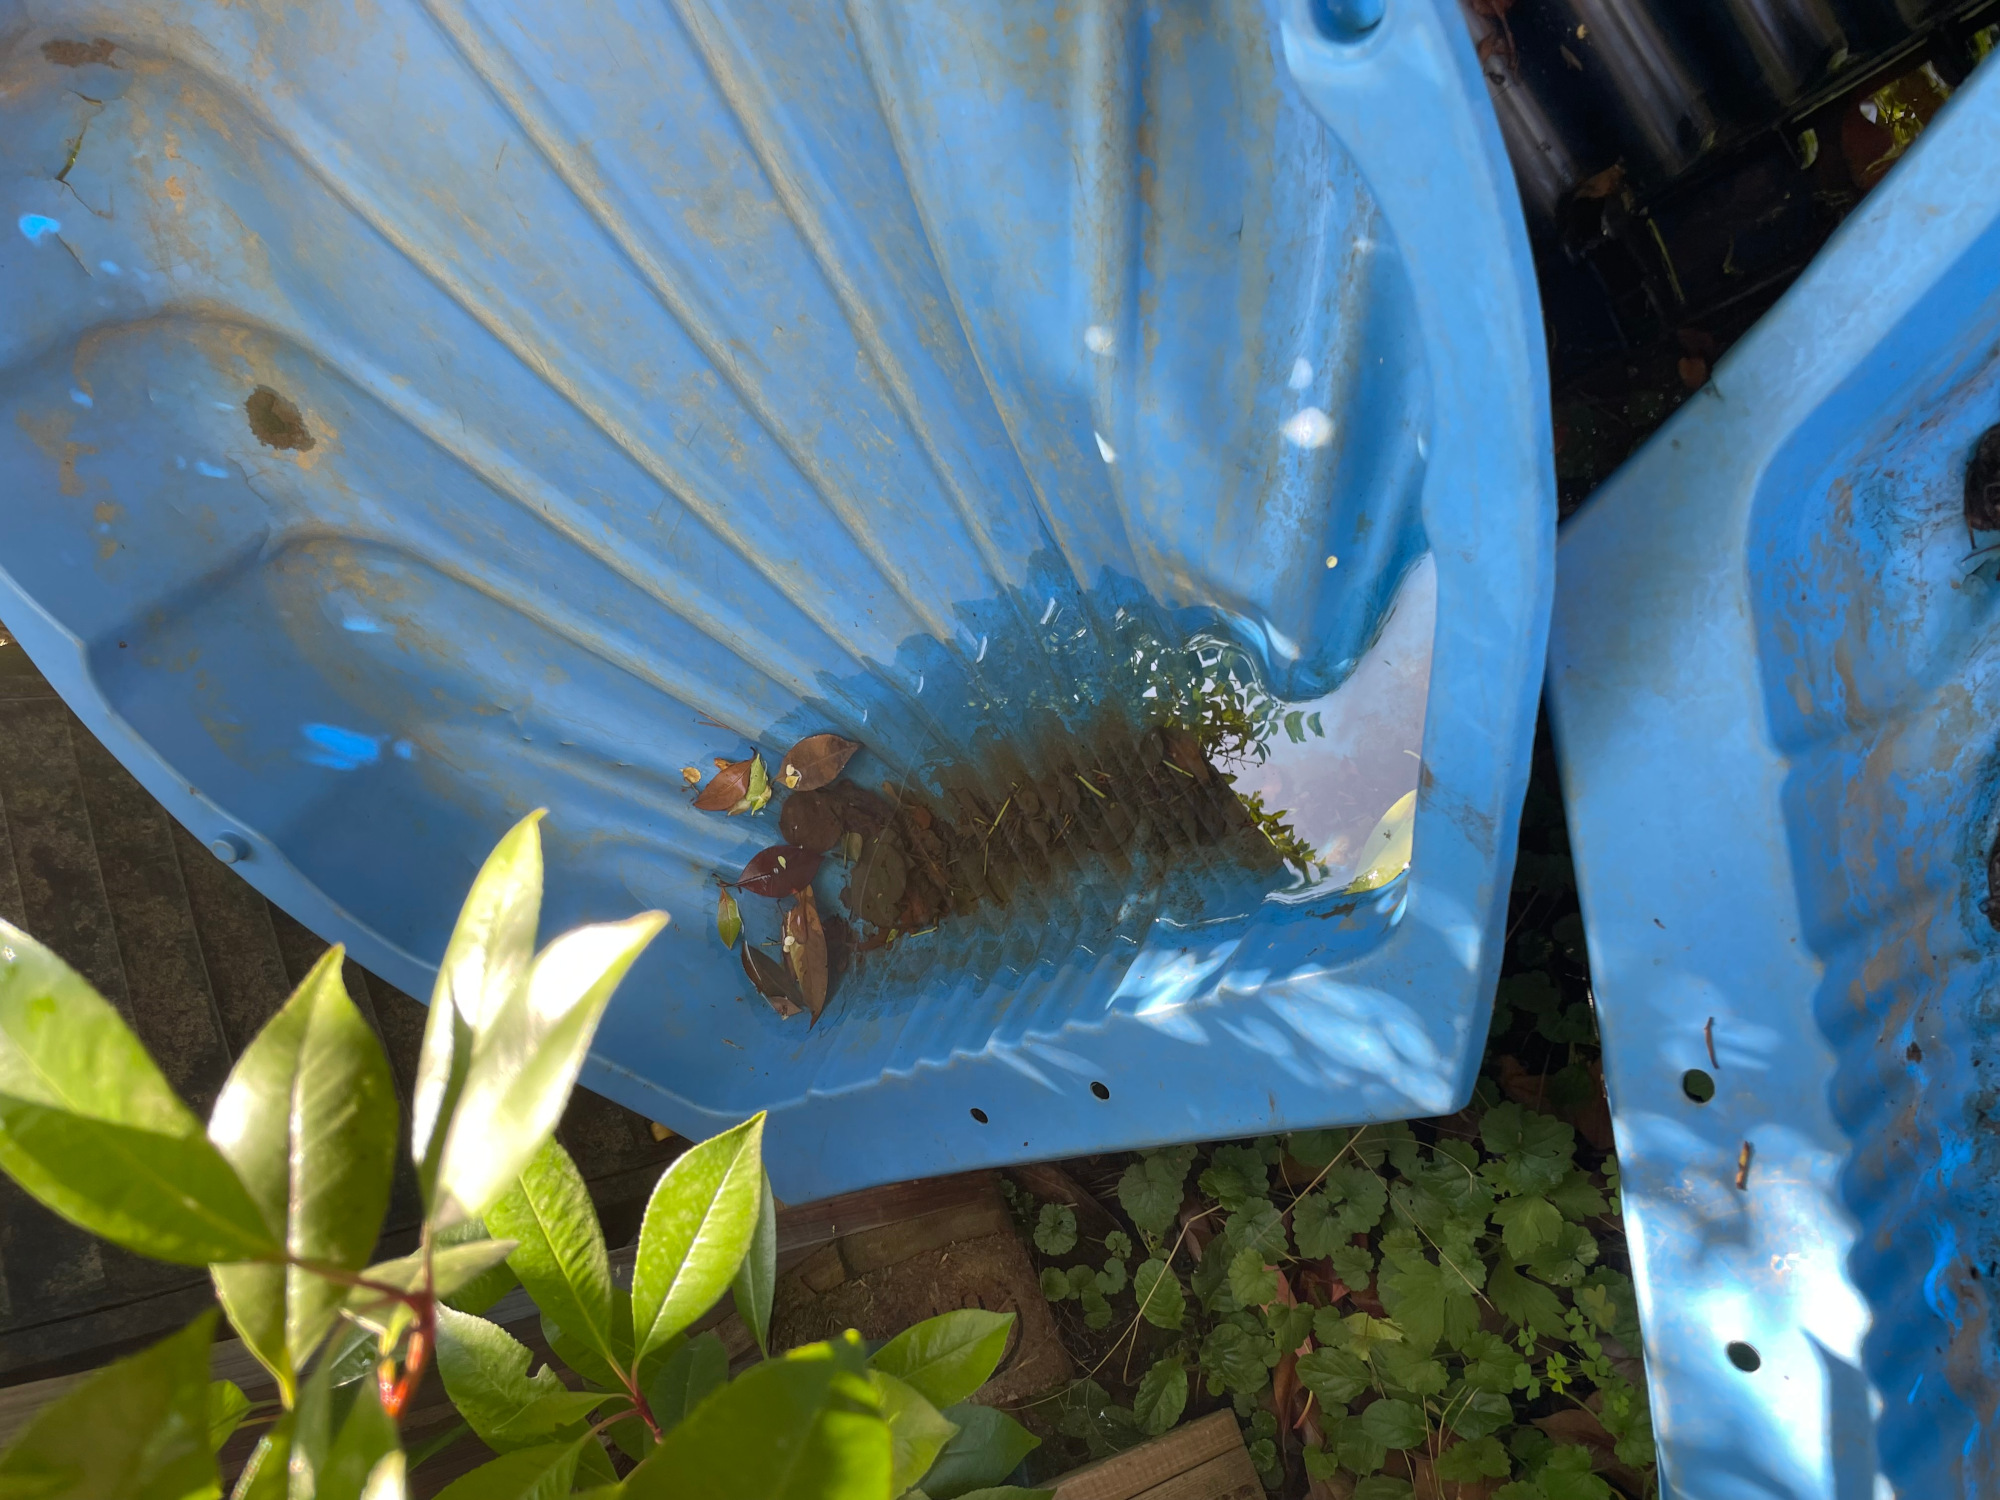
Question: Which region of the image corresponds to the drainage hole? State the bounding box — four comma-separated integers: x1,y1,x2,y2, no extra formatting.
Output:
969,1107,989,1124
1682,1068,1716,1103
1726,1341,1761,1372
1090,1081,1110,1100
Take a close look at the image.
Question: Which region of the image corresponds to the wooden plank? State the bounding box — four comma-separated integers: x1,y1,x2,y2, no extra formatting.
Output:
68,723,233,1115
1131,1450,1261,1500
1051,1412,1247,1500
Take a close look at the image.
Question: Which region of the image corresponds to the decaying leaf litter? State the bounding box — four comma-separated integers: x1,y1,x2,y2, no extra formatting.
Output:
687,699,1342,1028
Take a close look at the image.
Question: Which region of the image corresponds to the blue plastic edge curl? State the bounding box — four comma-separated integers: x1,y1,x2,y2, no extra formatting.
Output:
1549,56,2000,1500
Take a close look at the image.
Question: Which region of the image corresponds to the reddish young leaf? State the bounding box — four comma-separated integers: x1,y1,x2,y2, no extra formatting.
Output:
783,889,829,1025
694,757,753,811
779,734,861,792
742,945,802,1018
735,844,822,899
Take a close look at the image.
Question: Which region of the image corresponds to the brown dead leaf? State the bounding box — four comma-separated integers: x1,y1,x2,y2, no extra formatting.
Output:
736,844,822,900
784,888,829,1024
780,733,860,791
779,789,845,852
743,944,803,1018
1678,356,1709,391
694,757,753,811
1574,163,1626,200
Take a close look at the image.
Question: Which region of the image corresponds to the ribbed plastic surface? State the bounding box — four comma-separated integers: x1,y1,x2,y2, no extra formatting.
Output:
1550,60,2000,1500
0,0,1550,1200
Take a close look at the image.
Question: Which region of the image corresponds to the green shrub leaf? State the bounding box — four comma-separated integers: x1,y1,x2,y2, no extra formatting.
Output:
1443,1383,1516,1439
433,1437,588,1500
209,947,398,1401
487,1137,624,1380
630,1113,765,1364
871,1371,958,1496
414,812,544,1209
917,1403,1040,1498
0,926,277,1267
625,1339,889,1499
434,1306,612,1452
647,1332,729,1435
1492,1194,1563,1257
206,1378,250,1454
0,1311,216,1500
869,1309,1015,1409
435,911,668,1228
732,1168,778,1358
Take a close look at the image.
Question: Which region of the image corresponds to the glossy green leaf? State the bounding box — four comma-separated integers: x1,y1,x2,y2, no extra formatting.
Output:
0,1312,216,1500
290,1354,399,1500
204,1380,250,1455
414,812,545,1210
209,948,398,1402
623,1340,888,1500
434,1307,612,1453
871,1372,957,1496
0,925,277,1267
342,1239,520,1340
1132,1358,1187,1437
1131,1259,1185,1330
359,1453,406,1500
917,1404,1039,1499
437,1219,522,1315
486,1137,623,1380
435,911,668,1228
867,1309,1014,1409
630,1113,765,1363
731,1169,776,1358
572,1438,620,1492
646,1333,728,1434
433,1438,586,1500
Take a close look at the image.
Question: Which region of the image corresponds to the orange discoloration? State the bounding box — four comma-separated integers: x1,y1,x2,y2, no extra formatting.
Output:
15,411,96,496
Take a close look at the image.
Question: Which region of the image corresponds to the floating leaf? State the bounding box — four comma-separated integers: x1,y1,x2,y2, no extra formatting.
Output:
738,845,823,900
779,790,846,853
783,889,829,1023
742,753,773,815
743,945,804,1018
693,758,753,812
780,734,861,791
716,887,742,950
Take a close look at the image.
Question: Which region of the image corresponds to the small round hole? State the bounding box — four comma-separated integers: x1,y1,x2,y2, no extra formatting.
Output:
1726,1341,1761,1372
1682,1068,1716,1103
1090,1081,1110,1100
969,1107,988,1124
